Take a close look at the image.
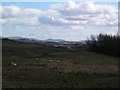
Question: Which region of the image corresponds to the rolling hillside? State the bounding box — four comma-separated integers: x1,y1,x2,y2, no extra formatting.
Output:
2,39,119,88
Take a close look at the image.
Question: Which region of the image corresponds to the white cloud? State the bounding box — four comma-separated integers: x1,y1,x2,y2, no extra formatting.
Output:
1,1,118,31
1,5,44,29
50,1,118,27
1,5,42,18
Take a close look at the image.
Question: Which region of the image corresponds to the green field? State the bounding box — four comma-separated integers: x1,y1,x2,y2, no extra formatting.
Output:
2,39,119,88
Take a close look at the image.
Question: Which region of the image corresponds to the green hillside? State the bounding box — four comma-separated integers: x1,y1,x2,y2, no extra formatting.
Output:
2,39,119,88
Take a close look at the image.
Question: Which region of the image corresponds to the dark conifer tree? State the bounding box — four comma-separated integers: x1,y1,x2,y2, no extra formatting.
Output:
86,34,120,56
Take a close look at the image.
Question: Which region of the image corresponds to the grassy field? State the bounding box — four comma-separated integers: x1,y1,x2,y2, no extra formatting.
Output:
2,39,119,88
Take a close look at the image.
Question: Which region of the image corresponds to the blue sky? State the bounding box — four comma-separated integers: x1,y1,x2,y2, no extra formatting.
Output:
2,2,58,11
1,1,118,41
2,2,118,10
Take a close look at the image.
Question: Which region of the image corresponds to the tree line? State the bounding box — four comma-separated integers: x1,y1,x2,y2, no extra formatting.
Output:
86,34,120,56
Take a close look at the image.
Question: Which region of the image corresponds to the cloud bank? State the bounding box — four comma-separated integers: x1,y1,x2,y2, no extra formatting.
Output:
1,1,118,30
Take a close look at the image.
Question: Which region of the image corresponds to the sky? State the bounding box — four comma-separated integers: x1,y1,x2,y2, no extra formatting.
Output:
1,1,118,41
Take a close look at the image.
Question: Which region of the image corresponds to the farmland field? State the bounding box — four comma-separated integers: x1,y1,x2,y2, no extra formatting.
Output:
2,39,119,88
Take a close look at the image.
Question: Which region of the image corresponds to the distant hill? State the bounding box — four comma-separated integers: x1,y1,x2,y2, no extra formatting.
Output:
1,36,87,43
45,39,65,42
1,36,40,41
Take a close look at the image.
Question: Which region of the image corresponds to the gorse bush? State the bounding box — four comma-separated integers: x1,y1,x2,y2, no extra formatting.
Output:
86,34,120,56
